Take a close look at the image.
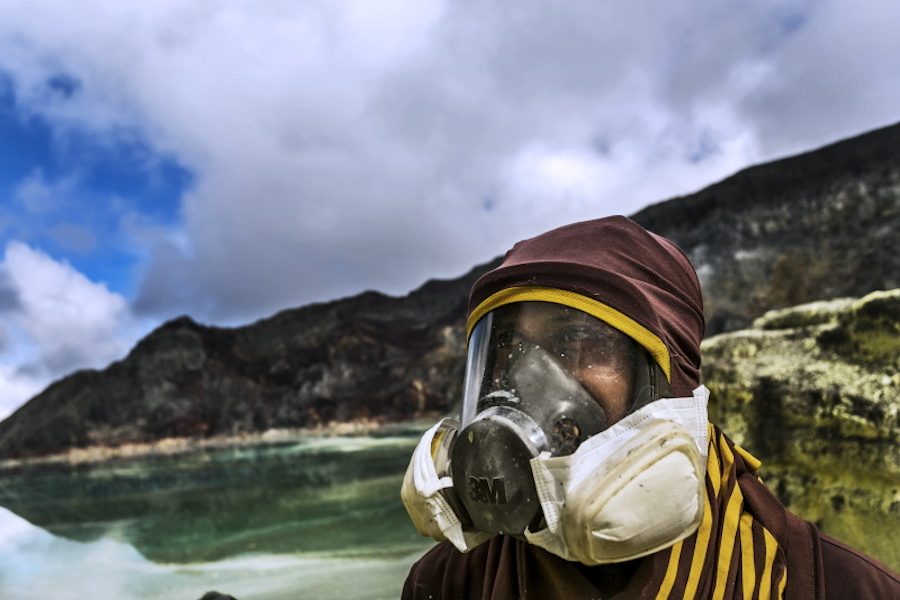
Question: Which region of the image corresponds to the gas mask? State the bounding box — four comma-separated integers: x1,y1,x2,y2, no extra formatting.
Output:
401,302,709,565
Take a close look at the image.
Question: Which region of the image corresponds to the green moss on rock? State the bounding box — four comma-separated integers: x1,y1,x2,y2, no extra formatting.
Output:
702,289,900,572
753,298,856,330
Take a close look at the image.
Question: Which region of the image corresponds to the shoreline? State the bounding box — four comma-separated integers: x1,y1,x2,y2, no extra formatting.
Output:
0,419,432,472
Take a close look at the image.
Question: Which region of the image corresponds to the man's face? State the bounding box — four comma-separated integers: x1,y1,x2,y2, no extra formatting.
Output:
488,302,636,425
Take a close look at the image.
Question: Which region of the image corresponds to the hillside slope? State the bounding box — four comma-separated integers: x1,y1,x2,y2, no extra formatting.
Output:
1,122,898,458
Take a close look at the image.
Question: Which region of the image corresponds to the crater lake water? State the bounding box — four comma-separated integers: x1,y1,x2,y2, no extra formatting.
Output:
0,431,436,600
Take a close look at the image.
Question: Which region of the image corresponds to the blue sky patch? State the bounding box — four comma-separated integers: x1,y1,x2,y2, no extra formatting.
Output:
0,82,194,298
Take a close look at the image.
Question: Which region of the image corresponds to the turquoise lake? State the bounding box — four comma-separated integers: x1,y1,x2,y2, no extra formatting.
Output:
0,433,436,599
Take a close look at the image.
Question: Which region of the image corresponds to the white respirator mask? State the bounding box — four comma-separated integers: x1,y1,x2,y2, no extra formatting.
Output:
401,302,709,564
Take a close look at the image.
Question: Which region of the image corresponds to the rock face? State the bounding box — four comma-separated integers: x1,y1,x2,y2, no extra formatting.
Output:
0,121,899,458
702,289,900,571
631,122,900,335
0,261,498,458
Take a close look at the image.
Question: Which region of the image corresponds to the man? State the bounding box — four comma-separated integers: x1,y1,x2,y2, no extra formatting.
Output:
400,216,899,599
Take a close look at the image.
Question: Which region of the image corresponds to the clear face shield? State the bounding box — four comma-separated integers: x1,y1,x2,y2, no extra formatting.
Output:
449,302,672,536
462,302,640,429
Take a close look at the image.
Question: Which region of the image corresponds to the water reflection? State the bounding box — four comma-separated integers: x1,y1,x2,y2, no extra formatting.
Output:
0,508,428,600
0,433,435,599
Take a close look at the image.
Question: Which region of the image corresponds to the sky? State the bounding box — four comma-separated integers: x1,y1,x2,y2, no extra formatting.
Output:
0,0,899,419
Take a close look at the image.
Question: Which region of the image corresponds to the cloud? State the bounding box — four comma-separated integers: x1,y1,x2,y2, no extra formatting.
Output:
0,0,897,335
736,0,900,155
117,1,770,321
12,169,71,215
0,242,143,418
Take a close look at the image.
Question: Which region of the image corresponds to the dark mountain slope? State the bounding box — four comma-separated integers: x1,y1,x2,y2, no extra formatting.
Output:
631,122,900,334
1,122,898,458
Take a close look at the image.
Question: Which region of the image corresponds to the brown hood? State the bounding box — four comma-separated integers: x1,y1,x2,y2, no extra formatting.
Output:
468,215,704,395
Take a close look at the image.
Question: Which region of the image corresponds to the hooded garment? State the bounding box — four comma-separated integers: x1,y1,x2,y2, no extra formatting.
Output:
468,215,704,396
402,216,900,599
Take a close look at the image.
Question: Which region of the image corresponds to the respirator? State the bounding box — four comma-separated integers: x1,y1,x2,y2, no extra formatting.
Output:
401,302,709,565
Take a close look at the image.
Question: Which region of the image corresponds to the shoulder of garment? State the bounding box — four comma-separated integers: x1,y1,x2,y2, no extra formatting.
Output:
819,533,900,600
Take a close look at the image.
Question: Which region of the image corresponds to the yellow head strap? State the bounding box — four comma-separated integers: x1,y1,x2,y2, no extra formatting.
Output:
467,286,672,382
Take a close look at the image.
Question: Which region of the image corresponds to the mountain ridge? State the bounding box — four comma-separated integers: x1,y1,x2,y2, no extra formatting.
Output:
1,121,898,458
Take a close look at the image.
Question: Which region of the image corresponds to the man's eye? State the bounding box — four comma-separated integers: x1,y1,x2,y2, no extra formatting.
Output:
559,327,596,344
555,327,617,360
495,330,522,350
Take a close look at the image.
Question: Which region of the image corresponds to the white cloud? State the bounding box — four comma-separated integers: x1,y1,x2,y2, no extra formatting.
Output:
0,0,897,332
0,242,143,418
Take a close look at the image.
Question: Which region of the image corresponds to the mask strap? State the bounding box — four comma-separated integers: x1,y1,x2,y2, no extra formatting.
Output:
631,347,674,411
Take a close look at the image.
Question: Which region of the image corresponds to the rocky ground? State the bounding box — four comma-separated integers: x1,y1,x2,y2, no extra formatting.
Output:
702,288,900,570
0,418,426,472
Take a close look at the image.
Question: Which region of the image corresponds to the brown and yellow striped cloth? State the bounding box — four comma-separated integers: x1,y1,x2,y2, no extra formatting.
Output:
644,424,820,599
402,424,824,599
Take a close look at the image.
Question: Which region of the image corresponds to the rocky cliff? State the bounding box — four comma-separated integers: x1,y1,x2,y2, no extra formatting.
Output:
702,289,900,571
0,262,499,458
631,122,900,335
0,121,898,458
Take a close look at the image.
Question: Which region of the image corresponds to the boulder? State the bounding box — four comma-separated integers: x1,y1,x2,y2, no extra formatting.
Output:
702,289,900,571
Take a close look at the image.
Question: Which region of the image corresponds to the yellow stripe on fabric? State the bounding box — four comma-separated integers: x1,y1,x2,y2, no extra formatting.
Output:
654,540,683,600
733,443,762,473
684,428,718,599
776,566,788,599
679,426,784,600
739,514,757,600
711,431,741,598
683,493,714,599
718,431,736,479
708,426,724,498
759,528,780,600
467,286,672,381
